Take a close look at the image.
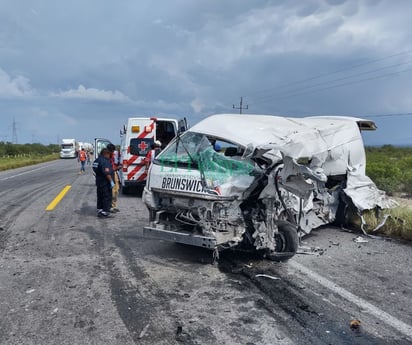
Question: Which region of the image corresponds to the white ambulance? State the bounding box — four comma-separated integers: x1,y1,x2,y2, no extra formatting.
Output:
120,116,187,193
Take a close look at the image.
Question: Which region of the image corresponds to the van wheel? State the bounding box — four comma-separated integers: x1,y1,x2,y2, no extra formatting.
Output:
265,221,299,262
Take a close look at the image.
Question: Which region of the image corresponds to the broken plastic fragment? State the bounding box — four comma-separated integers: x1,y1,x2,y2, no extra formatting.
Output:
353,236,368,243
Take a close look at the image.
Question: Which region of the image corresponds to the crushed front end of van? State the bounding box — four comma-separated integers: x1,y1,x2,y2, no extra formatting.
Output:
142,114,395,261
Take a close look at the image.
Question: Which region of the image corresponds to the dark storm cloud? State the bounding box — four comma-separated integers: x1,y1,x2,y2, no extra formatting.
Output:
0,0,412,145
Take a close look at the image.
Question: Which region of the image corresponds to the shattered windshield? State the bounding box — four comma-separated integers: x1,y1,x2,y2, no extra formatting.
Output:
156,132,255,177
157,132,204,166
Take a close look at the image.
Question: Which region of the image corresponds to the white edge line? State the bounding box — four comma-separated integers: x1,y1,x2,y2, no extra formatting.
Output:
0,163,57,181
289,260,412,340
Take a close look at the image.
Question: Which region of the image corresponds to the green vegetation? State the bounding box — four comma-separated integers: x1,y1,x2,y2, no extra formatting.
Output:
0,142,60,171
349,206,412,241
364,145,412,241
365,145,412,196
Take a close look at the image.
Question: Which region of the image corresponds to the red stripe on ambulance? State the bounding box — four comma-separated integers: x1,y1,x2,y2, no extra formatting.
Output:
125,120,155,181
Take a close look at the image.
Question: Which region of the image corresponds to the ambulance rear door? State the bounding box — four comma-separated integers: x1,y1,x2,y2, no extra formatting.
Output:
121,118,156,192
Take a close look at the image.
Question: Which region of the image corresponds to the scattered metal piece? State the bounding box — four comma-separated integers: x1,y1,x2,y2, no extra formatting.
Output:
255,274,281,281
138,323,150,339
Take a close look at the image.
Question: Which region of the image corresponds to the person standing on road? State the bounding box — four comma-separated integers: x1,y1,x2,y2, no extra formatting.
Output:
78,148,87,174
93,148,114,218
143,140,162,171
107,143,121,213
86,150,91,165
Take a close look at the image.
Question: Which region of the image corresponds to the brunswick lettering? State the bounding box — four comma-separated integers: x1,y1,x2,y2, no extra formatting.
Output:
161,177,205,193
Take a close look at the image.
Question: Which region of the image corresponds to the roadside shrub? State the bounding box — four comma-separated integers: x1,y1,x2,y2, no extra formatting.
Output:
0,142,59,157
366,146,412,196
361,206,412,241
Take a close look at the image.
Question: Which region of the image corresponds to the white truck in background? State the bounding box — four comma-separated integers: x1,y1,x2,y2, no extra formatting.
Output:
60,139,79,159
120,116,187,193
78,142,93,152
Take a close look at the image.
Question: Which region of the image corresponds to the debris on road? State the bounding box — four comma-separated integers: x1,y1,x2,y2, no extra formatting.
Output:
350,319,362,330
297,246,326,256
255,274,281,281
138,323,150,339
297,245,317,255
25,288,36,294
176,325,183,336
353,236,368,244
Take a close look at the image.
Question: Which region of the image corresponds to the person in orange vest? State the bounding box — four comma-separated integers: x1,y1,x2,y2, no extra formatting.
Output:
78,148,87,174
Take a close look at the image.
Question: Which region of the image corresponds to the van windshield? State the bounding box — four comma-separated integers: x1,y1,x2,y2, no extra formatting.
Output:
156,132,255,176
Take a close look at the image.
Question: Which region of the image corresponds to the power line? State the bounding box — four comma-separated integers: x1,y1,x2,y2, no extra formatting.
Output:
249,59,412,105
362,112,412,118
247,65,412,106
245,49,412,100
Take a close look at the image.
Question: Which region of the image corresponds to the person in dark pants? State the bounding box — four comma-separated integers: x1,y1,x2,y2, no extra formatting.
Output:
93,148,115,218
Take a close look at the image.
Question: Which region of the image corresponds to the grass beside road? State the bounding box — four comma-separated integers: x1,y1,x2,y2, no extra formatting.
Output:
349,204,412,241
366,206,412,241
364,145,412,241
0,153,59,171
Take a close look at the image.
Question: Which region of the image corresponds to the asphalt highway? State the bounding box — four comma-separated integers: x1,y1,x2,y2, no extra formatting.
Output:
0,159,411,345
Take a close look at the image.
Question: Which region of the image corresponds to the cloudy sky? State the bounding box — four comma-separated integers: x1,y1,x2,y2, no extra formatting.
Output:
1,0,412,146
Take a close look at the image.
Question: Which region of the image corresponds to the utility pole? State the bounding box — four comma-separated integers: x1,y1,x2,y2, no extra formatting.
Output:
12,118,18,144
233,96,248,114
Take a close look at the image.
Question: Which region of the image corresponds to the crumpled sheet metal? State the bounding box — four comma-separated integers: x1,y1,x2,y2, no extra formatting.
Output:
190,113,395,223
344,172,398,211
190,114,369,175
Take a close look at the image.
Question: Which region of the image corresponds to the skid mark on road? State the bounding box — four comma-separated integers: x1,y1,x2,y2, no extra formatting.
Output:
82,226,182,345
219,253,410,345
289,260,412,341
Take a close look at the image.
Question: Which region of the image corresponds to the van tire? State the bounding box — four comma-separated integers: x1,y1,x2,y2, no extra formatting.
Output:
265,221,299,262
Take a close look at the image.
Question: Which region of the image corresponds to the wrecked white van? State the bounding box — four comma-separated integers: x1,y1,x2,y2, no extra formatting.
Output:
142,114,394,260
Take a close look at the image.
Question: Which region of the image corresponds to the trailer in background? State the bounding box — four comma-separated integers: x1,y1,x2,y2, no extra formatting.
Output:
60,139,79,159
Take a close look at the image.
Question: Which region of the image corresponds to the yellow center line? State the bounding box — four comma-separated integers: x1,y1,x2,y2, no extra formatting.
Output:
45,185,72,211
